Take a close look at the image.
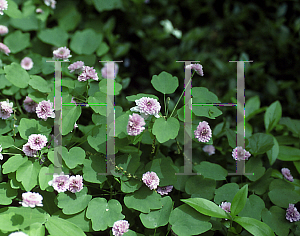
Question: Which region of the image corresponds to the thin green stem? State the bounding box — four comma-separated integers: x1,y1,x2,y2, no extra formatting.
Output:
169,71,195,118
154,228,156,236
12,145,22,151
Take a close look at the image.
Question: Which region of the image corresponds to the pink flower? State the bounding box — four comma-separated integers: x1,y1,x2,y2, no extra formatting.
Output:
219,201,231,220
22,143,38,157
9,232,28,236
68,175,83,193
48,173,70,193
78,66,98,81
0,25,8,35
130,97,161,118
194,121,212,142
20,192,43,208
0,0,8,15
28,134,47,151
281,168,294,182
101,63,119,79
20,57,34,70
23,96,38,113
44,0,56,9
53,46,71,60
68,61,84,73
232,147,251,161
112,220,130,236
203,145,215,156
36,100,55,121
286,204,300,222
0,42,10,55
185,63,204,76
157,185,173,195
36,8,43,13
127,113,146,136
0,100,13,119
142,171,160,190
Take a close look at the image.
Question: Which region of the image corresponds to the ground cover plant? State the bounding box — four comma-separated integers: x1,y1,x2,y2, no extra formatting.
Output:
0,0,300,236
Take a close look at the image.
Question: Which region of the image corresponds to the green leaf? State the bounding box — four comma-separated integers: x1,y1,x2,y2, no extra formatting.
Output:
246,133,274,155
114,42,131,58
96,42,110,57
4,62,30,88
23,223,45,236
279,117,300,137
58,209,92,232
99,79,122,95
4,30,30,53
245,96,260,120
277,146,300,161
18,118,52,139
88,91,107,116
169,204,211,236
140,196,173,229
62,147,85,169
124,186,162,213
152,117,179,143
39,165,54,190
268,188,300,208
62,105,81,135
238,194,265,220
225,128,236,148
57,187,92,215
16,160,41,191
126,93,159,102
234,216,275,236
185,175,215,200
10,15,39,31
70,29,103,55
245,157,266,181
193,106,222,119
230,184,248,216
87,126,107,153
0,135,14,148
194,162,228,180
181,198,230,219
121,179,142,193
93,0,123,12
45,216,86,236
57,5,81,31
5,0,22,18
82,156,107,184
29,75,51,93
2,154,28,174
38,27,69,47
266,135,279,165
0,183,17,205
151,71,179,94
86,198,124,231
264,101,282,132
192,87,221,103
214,183,240,204
261,206,291,236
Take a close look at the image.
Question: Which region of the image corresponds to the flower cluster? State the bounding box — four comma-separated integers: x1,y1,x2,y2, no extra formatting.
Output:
23,96,38,113
0,42,10,55
0,0,8,15
101,62,119,79
203,145,215,156
232,147,251,161
20,57,34,70
194,121,212,142
44,0,56,9
0,100,13,119
127,113,146,136
219,201,231,221
142,171,160,190
48,173,83,193
286,204,300,222
0,25,8,35
68,61,84,74
23,134,47,157
112,220,129,236
78,66,99,81
19,192,43,208
130,97,161,118
53,46,71,60
281,168,294,182
157,185,173,195
185,63,204,76
36,100,55,121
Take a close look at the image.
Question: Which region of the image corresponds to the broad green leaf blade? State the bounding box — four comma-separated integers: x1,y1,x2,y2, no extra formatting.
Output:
4,62,30,88
93,0,124,12
268,189,300,208
193,106,222,119
5,0,22,18
151,71,179,94
82,156,107,184
266,136,279,166
45,216,86,236
4,30,30,53
62,147,85,169
234,216,275,236
62,105,81,135
246,133,274,155
264,101,282,133
0,135,14,148
245,95,260,120
169,204,212,236
39,165,54,190
126,93,159,102
0,183,17,205
2,155,28,174
29,75,51,93
185,175,216,200
277,146,300,161
238,194,265,220
230,184,248,216
279,117,300,137
192,87,221,103
181,198,230,219
16,160,41,191
152,117,179,143
194,162,228,180
38,27,69,47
